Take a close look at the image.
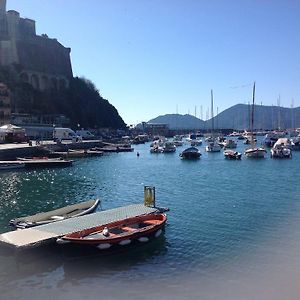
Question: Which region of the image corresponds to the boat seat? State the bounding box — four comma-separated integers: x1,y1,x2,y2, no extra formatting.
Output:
122,226,136,232
85,231,117,239
50,216,64,220
142,220,158,225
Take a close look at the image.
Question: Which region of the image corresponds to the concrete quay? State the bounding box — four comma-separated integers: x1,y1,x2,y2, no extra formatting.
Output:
0,140,133,160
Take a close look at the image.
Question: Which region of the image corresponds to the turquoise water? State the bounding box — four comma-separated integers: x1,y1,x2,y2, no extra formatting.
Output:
1,138,300,300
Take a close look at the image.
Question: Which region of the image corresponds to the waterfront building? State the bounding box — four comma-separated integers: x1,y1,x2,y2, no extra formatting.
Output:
11,113,70,139
0,82,11,125
144,123,169,136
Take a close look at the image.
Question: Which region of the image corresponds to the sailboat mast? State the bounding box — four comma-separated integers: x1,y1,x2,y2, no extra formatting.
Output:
211,89,214,135
251,82,255,145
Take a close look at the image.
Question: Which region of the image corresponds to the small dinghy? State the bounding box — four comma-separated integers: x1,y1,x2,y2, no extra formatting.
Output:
16,157,73,167
224,150,242,160
9,199,100,229
58,213,167,250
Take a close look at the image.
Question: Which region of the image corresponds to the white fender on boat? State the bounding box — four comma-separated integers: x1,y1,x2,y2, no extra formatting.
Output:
138,237,149,243
155,229,162,238
97,243,111,250
56,238,70,245
119,239,131,246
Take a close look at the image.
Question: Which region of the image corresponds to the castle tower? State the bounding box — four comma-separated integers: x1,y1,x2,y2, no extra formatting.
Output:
0,0,6,18
0,0,7,37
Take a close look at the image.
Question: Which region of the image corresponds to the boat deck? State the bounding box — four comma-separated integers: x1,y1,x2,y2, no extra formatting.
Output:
0,204,158,250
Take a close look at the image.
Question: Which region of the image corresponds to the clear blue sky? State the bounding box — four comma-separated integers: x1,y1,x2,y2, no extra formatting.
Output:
7,0,300,125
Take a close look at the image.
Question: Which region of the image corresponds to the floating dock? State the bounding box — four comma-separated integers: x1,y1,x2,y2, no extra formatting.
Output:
0,204,158,250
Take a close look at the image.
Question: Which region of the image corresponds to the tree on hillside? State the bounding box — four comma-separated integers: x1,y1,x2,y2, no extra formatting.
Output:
0,66,126,129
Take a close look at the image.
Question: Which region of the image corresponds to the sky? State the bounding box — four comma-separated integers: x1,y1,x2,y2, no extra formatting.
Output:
7,0,300,126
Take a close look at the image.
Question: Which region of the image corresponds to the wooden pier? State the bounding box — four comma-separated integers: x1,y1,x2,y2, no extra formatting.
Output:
0,204,158,250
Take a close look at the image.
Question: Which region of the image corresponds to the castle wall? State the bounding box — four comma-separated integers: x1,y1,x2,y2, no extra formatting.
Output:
0,82,11,126
0,0,7,38
0,3,73,90
19,18,36,37
0,40,18,65
0,0,6,18
17,37,72,78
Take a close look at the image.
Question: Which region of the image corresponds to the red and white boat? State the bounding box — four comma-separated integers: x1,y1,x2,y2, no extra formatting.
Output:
59,213,167,249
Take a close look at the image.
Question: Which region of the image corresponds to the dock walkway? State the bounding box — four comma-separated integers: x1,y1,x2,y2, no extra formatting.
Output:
0,204,158,250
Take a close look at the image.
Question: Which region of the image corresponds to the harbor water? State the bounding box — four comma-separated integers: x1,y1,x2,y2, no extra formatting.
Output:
1,138,300,300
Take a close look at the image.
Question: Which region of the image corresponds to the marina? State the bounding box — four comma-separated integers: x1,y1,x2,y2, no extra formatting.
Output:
0,137,300,299
0,0,300,299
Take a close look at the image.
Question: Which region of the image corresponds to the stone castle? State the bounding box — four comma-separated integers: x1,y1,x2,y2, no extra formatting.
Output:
0,0,73,90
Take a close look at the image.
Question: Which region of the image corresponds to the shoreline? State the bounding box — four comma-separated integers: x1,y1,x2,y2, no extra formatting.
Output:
0,140,133,160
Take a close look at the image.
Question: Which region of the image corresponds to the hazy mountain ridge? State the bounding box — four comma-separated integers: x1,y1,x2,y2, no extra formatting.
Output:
148,114,205,130
148,104,300,130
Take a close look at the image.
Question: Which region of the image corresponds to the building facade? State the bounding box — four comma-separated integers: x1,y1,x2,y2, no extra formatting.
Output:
0,82,11,125
0,0,73,90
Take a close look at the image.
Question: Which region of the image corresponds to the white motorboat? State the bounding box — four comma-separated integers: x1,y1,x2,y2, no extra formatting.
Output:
270,138,292,158
206,141,221,152
186,133,202,146
244,147,266,158
291,136,300,151
150,141,163,153
173,135,184,147
223,139,237,149
162,141,176,153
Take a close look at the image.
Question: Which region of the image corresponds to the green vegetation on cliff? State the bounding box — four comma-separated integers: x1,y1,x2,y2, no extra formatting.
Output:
0,66,126,129
57,77,127,129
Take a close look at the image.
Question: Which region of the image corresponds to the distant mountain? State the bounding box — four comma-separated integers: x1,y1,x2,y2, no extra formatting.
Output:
146,104,300,130
147,114,205,130
214,104,300,130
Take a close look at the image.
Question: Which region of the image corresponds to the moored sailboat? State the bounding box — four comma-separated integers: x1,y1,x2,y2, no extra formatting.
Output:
244,82,266,158
205,90,221,152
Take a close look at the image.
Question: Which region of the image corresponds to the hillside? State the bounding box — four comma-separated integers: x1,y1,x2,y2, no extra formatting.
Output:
147,104,300,130
0,66,126,129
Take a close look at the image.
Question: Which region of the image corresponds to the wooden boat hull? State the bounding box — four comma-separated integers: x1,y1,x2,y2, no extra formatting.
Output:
60,213,167,249
9,199,100,229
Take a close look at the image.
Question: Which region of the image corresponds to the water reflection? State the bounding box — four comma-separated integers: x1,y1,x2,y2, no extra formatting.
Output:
0,236,168,289
0,167,101,233
60,236,168,282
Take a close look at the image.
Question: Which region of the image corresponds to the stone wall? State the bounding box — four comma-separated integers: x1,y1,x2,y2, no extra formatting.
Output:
0,82,10,125
0,2,73,90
